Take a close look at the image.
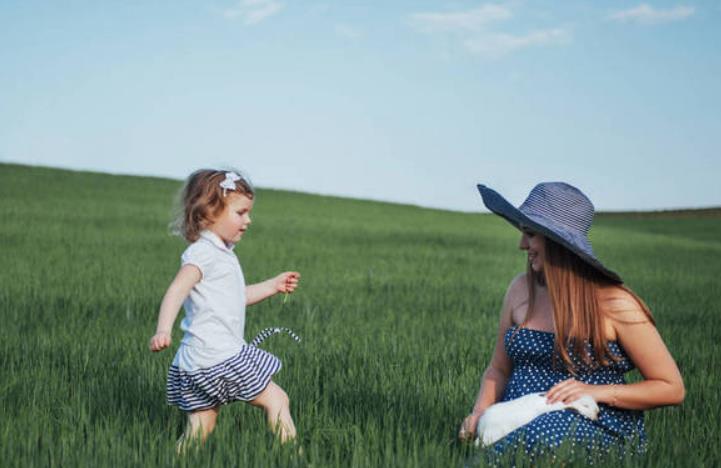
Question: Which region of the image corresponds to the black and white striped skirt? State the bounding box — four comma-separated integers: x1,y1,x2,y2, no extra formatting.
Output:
166,345,281,412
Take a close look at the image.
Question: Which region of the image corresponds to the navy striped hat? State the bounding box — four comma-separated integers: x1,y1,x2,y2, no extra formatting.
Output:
477,182,622,283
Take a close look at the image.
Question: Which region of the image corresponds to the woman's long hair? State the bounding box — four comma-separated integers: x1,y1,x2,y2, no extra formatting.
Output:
523,237,654,371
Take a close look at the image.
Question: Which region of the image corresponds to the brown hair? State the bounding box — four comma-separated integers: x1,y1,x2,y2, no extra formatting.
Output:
172,169,254,242
523,237,654,371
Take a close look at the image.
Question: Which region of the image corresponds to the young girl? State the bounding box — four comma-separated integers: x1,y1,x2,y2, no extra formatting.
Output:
149,169,300,446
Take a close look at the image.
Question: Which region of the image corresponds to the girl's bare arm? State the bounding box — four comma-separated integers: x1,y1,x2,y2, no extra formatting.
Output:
149,265,201,352
246,271,300,306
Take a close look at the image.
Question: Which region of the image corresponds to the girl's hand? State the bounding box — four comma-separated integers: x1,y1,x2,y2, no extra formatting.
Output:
274,271,300,294
149,332,171,352
546,378,599,404
458,413,481,442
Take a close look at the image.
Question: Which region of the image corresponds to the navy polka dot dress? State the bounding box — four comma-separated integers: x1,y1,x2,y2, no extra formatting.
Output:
490,326,646,456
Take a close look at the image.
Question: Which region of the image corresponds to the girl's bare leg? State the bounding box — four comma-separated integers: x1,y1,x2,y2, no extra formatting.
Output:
250,381,297,443
177,407,220,453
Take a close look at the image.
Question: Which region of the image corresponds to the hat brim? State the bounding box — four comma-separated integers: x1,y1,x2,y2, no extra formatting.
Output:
477,184,622,283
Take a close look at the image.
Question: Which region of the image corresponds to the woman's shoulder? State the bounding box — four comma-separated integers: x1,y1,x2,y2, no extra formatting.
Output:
598,285,652,325
506,272,528,296
503,273,530,312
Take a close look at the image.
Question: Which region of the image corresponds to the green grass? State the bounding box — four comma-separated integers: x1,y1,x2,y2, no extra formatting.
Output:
1,163,719,467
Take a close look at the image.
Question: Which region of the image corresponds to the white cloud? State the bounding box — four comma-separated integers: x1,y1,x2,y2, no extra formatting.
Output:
223,0,284,25
463,28,570,58
334,23,362,40
608,4,695,25
408,4,569,58
409,4,512,33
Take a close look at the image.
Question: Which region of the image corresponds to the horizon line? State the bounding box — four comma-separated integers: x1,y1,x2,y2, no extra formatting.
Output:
2,160,720,215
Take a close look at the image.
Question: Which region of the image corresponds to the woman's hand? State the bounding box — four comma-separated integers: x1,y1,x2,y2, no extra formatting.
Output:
273,271,300,294
546,378,602,404
458,412,482,442
149,331,171,352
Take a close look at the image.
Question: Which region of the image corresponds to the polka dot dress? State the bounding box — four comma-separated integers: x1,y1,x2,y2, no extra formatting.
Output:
490,326,646,457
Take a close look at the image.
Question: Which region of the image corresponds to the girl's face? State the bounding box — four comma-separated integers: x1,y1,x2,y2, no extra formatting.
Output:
519,228,546,273
207,193,254,245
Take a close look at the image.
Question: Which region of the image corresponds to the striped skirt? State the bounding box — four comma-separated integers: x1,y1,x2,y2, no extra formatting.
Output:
166,345,281,412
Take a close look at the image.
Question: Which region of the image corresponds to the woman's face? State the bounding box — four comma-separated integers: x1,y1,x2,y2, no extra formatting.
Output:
519,228,546,273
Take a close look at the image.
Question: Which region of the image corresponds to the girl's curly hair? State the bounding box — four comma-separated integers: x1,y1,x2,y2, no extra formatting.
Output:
171,169,254,242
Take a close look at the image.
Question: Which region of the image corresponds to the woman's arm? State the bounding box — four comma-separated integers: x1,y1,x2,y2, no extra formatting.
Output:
608,317,685,409
546,292,685,409
246,271,300,306
459,275,522,441
149,264,201,352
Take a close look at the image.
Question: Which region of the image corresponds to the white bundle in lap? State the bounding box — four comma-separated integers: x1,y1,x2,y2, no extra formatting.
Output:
475,393,600,447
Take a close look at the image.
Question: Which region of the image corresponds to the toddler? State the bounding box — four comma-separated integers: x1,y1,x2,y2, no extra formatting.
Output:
149,169,300,447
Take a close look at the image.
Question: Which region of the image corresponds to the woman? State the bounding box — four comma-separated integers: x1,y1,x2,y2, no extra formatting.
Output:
459,182,684,455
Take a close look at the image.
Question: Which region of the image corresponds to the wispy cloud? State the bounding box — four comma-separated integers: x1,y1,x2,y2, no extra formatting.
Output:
334,23,362,40
223,0,284,25
409,4,512,32
608,4,695,25
464,28,570,58
408,3,568,58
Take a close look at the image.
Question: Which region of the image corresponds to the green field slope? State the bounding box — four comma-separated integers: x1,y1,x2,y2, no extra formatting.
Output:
1,163,719,467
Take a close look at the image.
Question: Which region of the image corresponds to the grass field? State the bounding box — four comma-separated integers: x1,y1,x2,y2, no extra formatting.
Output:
1,163,719,467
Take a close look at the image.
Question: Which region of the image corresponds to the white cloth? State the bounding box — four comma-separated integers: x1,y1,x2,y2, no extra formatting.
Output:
172,230,247,371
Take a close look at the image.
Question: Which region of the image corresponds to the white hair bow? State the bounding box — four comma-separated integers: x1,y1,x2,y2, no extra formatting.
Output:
219,172,241,196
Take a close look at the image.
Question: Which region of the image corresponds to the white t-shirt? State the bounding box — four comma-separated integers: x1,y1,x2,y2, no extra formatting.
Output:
172,230,247,371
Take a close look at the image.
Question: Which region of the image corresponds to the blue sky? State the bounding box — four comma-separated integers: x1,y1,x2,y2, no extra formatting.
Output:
1,1,719,211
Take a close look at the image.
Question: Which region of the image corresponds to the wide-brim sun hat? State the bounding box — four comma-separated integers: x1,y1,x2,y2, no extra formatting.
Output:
477,182,622,284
